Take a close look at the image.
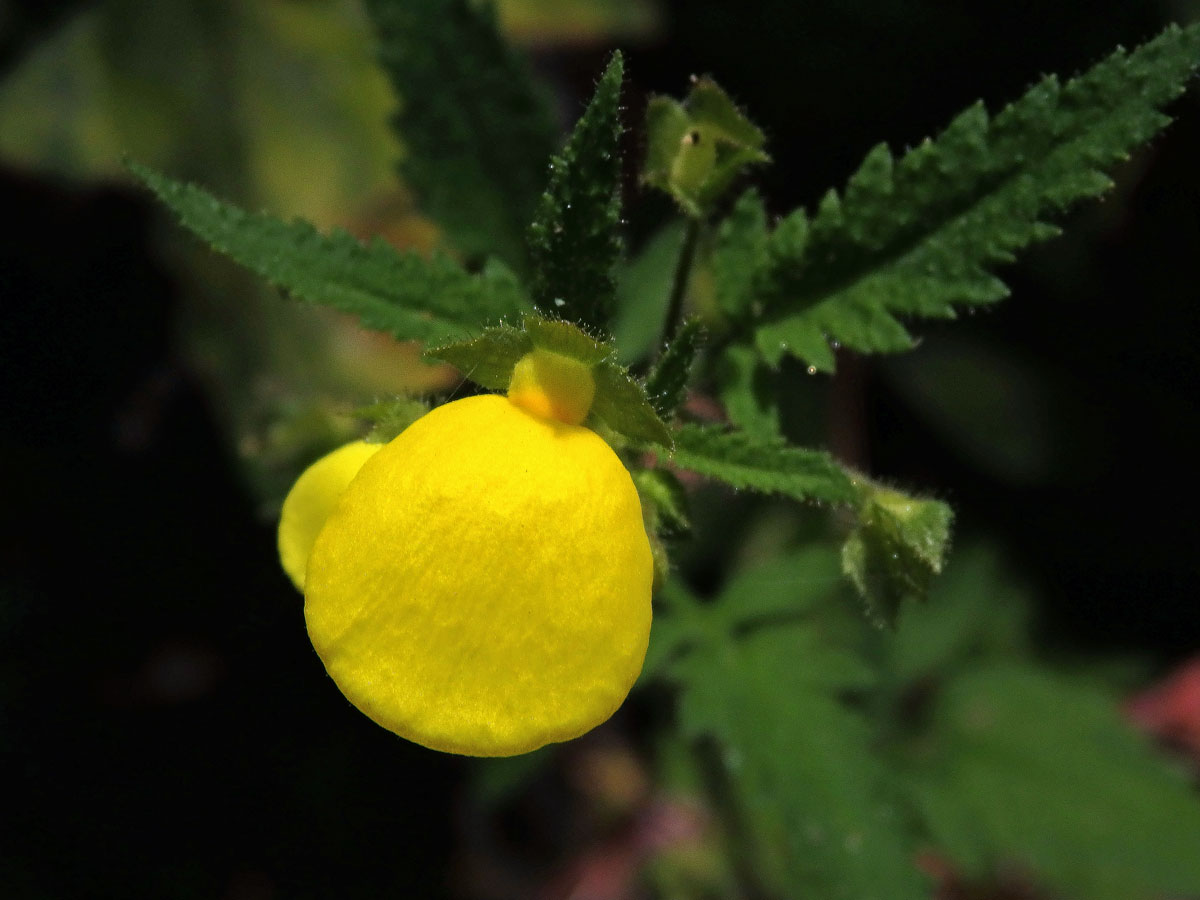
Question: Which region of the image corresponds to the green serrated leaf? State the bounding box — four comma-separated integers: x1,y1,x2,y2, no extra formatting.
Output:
527,51,625,330
643,76,769,217
591,359,673,447
748,23,1200,370
902,663,1200,900
714,344,780,441
647,424,858,506
842,485,954,627
645,319,706,418
425,323,532,390
365,0,556,269
131,162,530,344
356,396,431,443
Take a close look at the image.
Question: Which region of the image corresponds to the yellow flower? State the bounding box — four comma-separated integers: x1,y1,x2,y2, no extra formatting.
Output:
277,440,382,591
285,348,654,756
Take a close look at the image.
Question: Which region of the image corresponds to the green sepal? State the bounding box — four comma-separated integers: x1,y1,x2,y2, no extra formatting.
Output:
424,323,533,391
357,396,431,443
425,313,614,387
426,314,672,447
642,76,769,217
842,483,954,627
645,319,706,418
591,359,674,447
527,52,625,331
523,315,614,364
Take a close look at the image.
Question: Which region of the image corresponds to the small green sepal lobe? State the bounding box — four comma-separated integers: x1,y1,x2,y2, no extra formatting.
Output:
642,76,769,217
842,483,954,627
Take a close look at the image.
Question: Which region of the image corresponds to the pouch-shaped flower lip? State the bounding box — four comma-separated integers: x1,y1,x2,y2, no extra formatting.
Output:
303,392,654,757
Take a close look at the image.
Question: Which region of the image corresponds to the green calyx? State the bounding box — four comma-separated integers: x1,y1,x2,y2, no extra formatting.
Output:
426,314,672,447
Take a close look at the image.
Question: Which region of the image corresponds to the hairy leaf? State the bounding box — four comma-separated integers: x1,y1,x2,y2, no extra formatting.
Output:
647,424,858,506
748,23,1200,370
644,417,952,616
527,52,625,330
365,0,556,269
426,314,615,388
524,316,614,364
131,163,531,343
645,319,706,418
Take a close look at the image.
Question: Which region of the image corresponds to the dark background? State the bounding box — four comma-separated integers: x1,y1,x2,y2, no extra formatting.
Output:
3,0,1198,896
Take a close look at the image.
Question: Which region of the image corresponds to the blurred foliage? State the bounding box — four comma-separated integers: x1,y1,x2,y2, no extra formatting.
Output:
652,548,926,899
0,0,396,217
367,0,557,270
496,0,659,45
646,546,1200,899
613,221,687,363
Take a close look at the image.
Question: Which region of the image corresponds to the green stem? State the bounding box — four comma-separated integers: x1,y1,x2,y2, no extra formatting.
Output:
659,217,702,352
